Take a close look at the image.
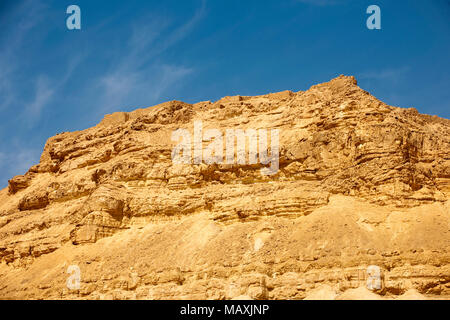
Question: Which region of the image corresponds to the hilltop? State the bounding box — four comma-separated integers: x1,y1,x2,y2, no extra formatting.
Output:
0,75,449,299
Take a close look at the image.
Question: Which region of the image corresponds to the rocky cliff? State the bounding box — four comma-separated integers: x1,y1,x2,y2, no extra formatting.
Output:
0,75,449,299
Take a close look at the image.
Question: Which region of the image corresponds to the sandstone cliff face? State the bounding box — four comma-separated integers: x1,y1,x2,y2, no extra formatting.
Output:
0,75,449,299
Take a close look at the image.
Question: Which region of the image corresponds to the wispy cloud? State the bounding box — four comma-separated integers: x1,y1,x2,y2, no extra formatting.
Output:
0,0,45,112
25,76,55,119
0,65,14,112
96,0,206,113
0,0,82,126
98,64,193,114
22,55,84,127
359,66,410,83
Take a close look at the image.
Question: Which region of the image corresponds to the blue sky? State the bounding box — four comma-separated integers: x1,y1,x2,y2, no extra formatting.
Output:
0,0,449,188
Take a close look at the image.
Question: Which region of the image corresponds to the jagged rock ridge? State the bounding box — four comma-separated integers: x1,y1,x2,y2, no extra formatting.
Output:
0,75,449,299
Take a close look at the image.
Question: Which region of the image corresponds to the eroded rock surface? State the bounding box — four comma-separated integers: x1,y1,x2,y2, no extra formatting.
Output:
0,76,449,299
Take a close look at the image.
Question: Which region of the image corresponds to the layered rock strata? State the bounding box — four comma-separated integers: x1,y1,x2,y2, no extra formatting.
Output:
0,76,449,299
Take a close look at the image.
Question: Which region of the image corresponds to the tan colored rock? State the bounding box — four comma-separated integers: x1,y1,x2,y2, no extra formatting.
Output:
396,289,427,300
0,75,449,300
8,174,33,194
304,285,338,300
336,287,384,300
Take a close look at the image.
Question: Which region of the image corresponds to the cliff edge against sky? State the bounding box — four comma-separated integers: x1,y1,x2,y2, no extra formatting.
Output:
0,75,449,299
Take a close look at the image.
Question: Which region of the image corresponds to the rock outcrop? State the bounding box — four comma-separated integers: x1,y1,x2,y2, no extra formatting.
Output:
0,75,449,299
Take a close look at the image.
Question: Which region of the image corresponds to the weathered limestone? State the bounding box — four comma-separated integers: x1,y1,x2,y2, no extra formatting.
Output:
0,75,449,299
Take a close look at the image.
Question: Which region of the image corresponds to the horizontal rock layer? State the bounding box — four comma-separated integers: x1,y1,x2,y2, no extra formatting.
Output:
0,75,449,299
